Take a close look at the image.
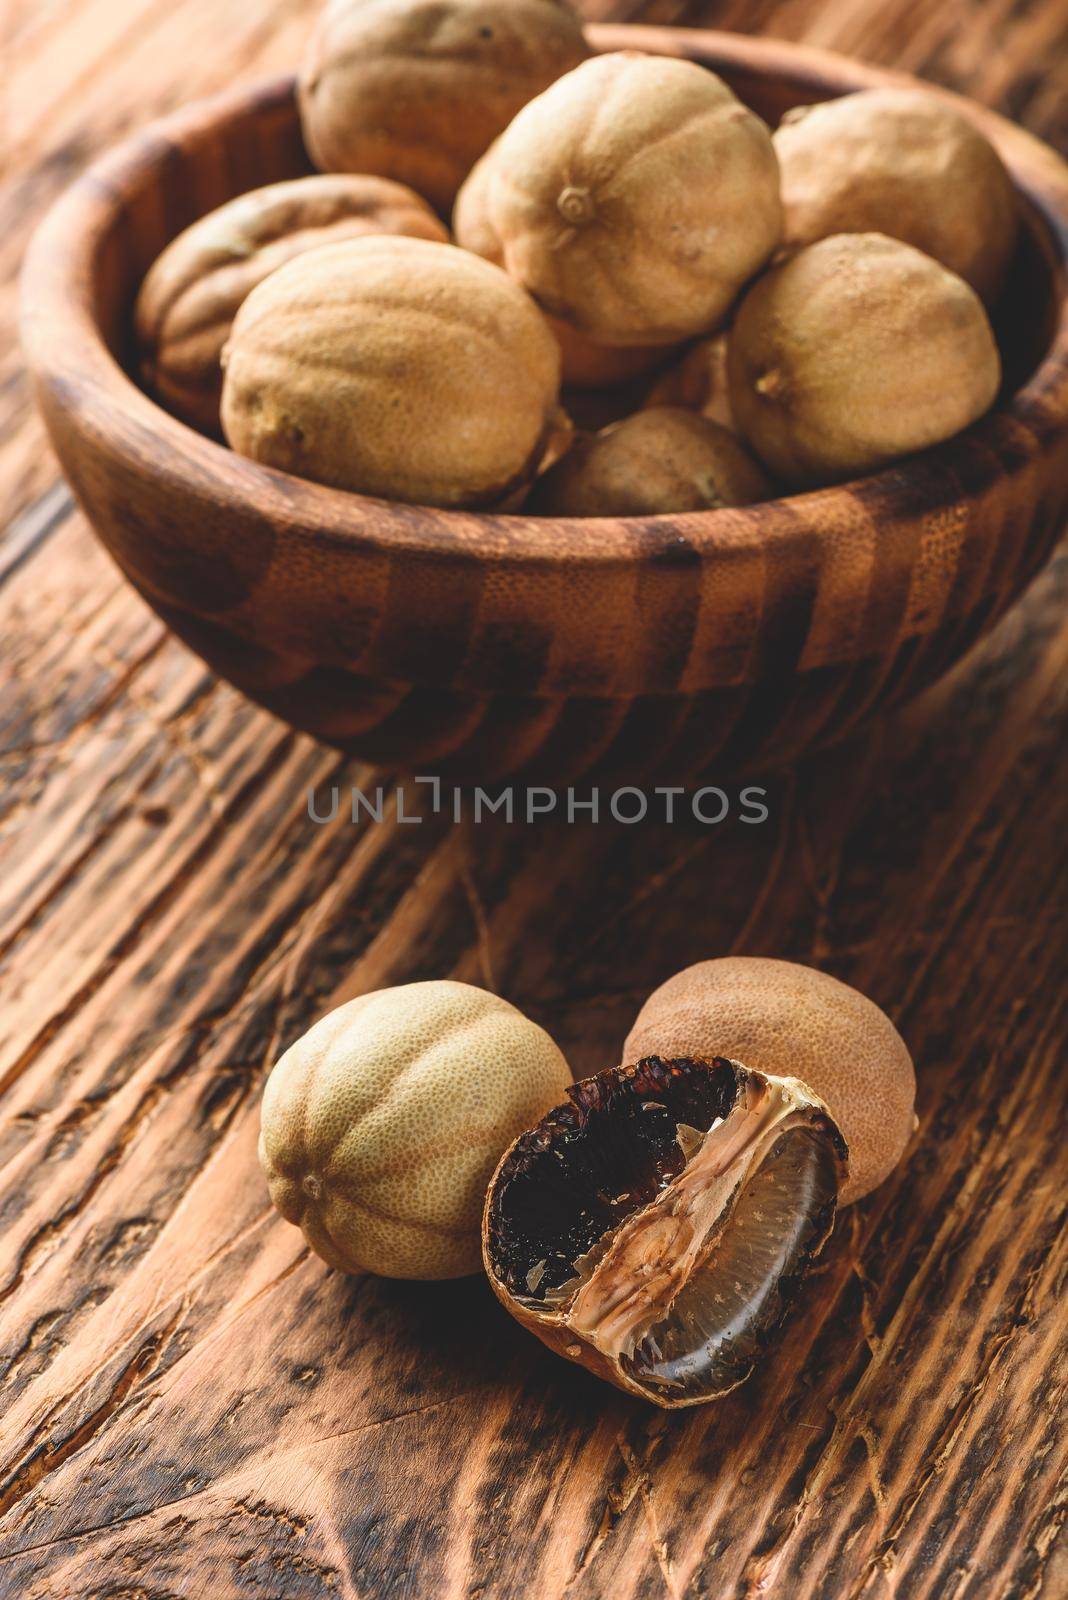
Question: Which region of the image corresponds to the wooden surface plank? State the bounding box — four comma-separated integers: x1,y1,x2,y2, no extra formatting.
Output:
2,2,1066,1597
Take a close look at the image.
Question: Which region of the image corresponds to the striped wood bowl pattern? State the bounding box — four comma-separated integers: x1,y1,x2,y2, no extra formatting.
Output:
19,24,1068,782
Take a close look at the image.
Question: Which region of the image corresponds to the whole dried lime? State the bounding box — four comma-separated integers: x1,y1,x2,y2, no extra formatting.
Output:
221,236,561,508
625,956,916,1203
455,51,781,346
727,233,1001,486
135,174,446,434
530,407,772,516
298,0,590,212
260,980,573,1279
775,87,1019,305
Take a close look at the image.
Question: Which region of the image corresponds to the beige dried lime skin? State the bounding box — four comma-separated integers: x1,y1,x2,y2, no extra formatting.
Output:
727,232,1001,487
530,407,773,516
775,87,1019,306
643,334,734,430
259,980,573,1279
454,146,679,387
624,957,917,1204
298,0,590,214
454,50,782,346
135,175,447,435
220,236,561,508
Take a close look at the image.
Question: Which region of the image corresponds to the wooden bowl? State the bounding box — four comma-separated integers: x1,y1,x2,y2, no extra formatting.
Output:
21,25,1068,784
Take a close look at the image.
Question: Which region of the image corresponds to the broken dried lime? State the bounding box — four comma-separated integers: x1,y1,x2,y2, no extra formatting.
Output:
483,1055,847,1407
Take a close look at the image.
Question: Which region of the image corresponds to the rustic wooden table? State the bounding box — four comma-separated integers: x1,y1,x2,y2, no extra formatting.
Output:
2,2,1066,1596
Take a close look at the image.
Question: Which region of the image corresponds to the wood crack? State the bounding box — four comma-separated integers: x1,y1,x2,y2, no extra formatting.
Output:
0,632,168,765
0,1381,492,1562
0,729,295,1103
0,482,74,589
844,1208,1067,1599
0,1301,186,1524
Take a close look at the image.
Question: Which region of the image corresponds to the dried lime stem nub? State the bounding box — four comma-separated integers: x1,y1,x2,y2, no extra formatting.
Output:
755,367,789,402
557,186,594,226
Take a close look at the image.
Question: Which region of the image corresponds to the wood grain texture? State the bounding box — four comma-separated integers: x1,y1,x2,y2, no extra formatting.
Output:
18,28,1068,782
1,2,1066,1598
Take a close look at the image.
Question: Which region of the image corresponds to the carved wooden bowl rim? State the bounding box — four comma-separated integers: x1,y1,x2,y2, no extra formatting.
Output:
20,25,1068,586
